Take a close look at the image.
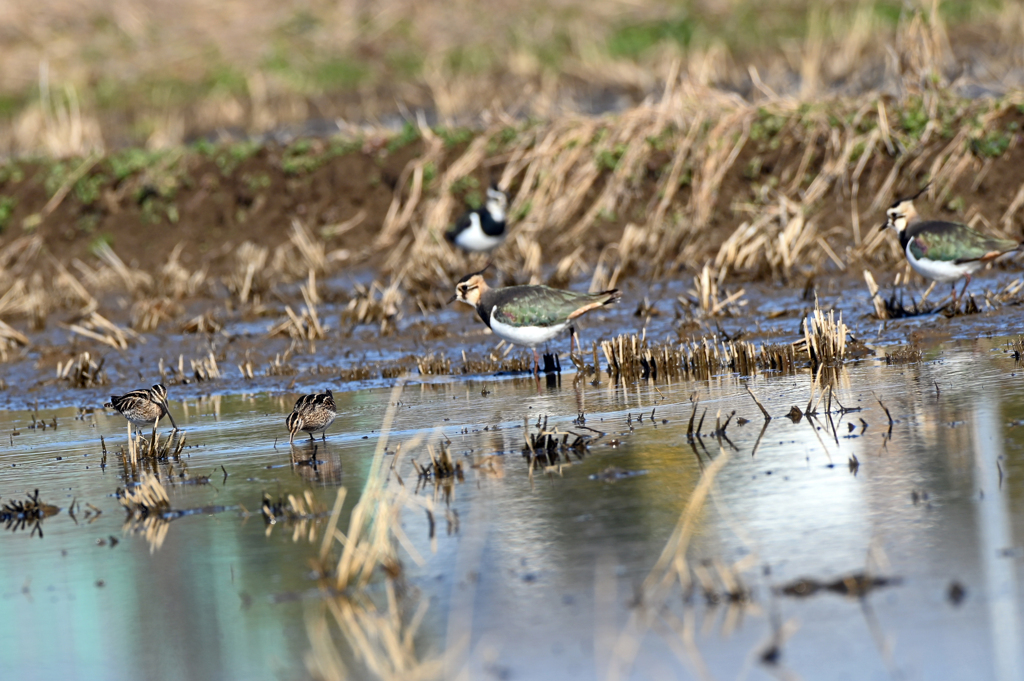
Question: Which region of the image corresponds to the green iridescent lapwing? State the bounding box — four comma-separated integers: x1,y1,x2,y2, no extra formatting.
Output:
448,269,621,374
445,185,509,253
286,389,337,443
883,184,1022,302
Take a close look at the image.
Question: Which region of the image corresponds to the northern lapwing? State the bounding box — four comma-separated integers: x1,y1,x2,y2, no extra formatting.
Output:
105,384,177,435
445,185,509,253
286,389,337,443
449,269,621,374
883,185,1021,301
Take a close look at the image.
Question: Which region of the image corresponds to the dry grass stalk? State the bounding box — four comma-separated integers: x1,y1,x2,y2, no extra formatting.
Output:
117,472,170,516
131,297,184,331
56,351,106,388
0,276,50,324
760,343,799,373
343,280,404,335
801,303,848,369
262,490,332,542
684,263,746,317
181,310,223,334
0,319,29,362
266,351,298,377
92,242,153,295
458,349,533,375
306,591,441,681
599,333,759,383
603,445,733,680
290,219,328,274
225,242,270,304
864,270,889,320
191,352,222,382
269,302,327,341
117,473,173,553
160,352,221,384
160,243,209,299
68,311,142,350
306,381,443,680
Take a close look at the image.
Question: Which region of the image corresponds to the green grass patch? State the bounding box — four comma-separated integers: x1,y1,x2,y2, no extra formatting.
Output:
74,173,106,206
435,127,473,149
596,144,627,171
313,57,369,90
0,163,25,185
108,148,168,181
608,16,696,59
971,130,1011,158
0,196,16,233
387,122,421,154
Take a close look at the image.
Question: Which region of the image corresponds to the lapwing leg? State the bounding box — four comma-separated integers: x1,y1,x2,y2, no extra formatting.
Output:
533,348,540,376
959,274,972,302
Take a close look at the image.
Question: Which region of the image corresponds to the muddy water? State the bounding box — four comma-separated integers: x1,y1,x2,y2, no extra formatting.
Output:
2,335,1024,680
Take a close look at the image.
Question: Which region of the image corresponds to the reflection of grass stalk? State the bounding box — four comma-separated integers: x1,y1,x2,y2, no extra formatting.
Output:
308,379,443,680
333,381,404,590
604,448,731,681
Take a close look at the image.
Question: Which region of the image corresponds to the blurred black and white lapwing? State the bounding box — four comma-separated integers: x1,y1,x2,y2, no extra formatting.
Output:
286,389,337,443
105,384,177,436
445,185,509,253
883,185,1021,301
449,269,621,374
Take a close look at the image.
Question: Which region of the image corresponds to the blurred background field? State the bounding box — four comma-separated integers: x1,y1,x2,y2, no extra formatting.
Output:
2,0,1023,154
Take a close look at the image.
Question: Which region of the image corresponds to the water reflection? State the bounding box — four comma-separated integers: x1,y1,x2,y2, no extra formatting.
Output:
2,338,1024,679
974,396,1024,681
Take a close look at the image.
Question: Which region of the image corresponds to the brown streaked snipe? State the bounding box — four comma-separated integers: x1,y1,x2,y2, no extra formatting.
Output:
105,384,177,435
286,389,337,443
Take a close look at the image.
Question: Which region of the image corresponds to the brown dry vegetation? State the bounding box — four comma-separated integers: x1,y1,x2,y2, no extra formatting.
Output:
4,85,1024,314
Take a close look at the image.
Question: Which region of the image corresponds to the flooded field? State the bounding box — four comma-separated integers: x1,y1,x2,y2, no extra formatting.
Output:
3,318,1024,680
5,1,1024,678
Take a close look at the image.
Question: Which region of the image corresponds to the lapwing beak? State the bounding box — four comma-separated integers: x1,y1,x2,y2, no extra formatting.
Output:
447,294,458,305
162,400,178,430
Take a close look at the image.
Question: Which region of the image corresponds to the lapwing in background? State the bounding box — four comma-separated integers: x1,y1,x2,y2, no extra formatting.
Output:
883,184,1022,302
445,185,509,253
286,389,337,443
105,384,177,436
449,268,621,374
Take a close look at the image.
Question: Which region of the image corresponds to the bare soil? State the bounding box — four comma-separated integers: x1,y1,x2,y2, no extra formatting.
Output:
4,104,1024,280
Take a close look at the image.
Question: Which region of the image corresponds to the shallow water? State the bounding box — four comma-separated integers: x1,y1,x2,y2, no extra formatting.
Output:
2,334,1024,680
